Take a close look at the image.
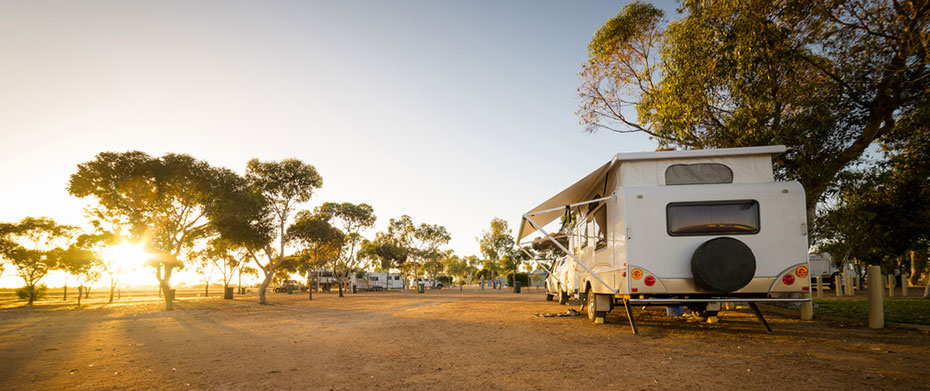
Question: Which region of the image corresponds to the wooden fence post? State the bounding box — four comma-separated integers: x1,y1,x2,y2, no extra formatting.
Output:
816,276,824,299
868,266,884,329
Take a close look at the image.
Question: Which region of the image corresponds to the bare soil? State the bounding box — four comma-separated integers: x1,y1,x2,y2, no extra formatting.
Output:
1,288,928,390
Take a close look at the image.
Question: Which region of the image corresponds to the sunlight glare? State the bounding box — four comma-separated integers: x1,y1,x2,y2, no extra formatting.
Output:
101,242,151,269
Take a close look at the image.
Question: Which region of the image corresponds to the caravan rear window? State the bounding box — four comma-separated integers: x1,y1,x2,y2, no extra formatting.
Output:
666,200,759,236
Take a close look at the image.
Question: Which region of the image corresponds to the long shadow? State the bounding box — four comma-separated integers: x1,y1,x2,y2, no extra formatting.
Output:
0,307,100,390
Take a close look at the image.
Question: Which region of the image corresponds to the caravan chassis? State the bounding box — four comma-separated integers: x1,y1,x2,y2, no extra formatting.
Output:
522,194,809,335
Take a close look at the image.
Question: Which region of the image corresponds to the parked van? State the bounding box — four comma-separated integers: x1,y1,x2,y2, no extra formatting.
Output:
545,256,581,304
519,146,811,333
809,253,857,289
358,272,405,291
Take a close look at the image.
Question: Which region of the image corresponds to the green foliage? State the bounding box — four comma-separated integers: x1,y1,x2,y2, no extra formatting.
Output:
436,275,452,285
15,284,47,301
68,151,270,300
504,272,530,287
0,217,76,300
579,0,930,213
479,218,514,264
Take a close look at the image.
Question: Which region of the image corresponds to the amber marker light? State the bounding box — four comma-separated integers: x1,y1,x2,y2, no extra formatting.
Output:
796,266,808,278
631,269,643,279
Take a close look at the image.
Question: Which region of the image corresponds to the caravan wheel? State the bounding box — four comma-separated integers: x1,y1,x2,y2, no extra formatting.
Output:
586,289,607,322
558,286,569,305
545,293,554,301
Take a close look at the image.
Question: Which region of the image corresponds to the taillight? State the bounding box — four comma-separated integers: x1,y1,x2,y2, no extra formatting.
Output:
796,266,808,278
631,269,643,279
644,276,655,286
783,274,795,285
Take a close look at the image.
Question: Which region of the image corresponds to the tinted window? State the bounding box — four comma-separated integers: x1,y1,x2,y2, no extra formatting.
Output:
665,163,733,185
667,201,759,236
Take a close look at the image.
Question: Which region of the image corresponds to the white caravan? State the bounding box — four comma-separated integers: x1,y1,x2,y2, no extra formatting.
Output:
358,272,404,291
519,146,811,333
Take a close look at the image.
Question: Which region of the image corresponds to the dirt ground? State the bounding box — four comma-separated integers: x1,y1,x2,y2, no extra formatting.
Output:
1,288,928,391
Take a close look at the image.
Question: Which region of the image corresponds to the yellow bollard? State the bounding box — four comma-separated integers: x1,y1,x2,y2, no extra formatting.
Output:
836,275,843,297
868,266,884,329
887,275,894,297
902,274,909,296
801,292,813,320
816,276,824,299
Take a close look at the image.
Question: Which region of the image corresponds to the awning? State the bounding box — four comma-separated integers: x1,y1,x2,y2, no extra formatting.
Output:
517,157,619,242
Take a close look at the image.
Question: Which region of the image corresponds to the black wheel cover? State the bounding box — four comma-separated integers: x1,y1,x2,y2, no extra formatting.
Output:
691,237,756,292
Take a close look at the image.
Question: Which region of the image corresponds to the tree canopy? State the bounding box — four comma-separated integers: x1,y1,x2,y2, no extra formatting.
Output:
579,0,930,215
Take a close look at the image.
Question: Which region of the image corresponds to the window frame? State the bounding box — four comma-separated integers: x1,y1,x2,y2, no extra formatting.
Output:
665,199,761,237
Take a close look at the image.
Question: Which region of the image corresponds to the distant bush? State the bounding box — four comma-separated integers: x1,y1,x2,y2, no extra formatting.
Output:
16,285,47,301
475,269,492,280
505,272,530,287
436,276,452,285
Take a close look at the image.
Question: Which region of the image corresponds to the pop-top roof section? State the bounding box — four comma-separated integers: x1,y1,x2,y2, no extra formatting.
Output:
614,145,786,162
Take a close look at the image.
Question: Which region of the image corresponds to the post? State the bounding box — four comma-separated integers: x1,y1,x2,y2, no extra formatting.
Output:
816,276,823,299
902,274,909,296
868,266,884,329
800,292,813,320
887,275,894,297
846,275,854,296
835,275,842,297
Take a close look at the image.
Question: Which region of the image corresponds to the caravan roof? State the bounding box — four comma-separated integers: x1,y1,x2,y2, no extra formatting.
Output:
517,145,787,242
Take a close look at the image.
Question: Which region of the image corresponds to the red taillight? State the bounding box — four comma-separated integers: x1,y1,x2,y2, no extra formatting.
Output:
783,274,795,285
802,286,809,291
644,276,655,286
631,288,638,293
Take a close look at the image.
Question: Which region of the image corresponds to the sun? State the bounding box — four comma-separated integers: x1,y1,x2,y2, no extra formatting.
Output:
101,242,152,269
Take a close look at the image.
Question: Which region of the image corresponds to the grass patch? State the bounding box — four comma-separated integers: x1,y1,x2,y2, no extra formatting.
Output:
814,298,930,325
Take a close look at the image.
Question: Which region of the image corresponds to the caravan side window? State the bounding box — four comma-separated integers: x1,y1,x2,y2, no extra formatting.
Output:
580,222,589,249
591,203,608,250
667,200,760,236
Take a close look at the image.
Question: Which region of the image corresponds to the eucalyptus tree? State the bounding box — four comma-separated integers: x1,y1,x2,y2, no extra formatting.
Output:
314,202,376,295
57,245,102,306
408,223,451,288
74,232,121,303
0,217,77,304
202,237,248,294
479,217,514,289
288,212,345,298
579,0,930,220
244,158,323,304
69,151,268,310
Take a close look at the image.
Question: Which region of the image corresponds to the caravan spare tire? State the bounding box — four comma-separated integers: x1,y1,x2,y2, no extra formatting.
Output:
690,237,756,293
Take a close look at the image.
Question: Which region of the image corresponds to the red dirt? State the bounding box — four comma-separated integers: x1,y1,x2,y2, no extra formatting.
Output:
0,289,927,390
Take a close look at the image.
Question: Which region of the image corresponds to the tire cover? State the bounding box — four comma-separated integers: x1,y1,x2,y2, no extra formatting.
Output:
691,237,756,292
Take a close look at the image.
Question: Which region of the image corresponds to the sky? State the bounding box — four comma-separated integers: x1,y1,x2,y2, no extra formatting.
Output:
0,0,679,288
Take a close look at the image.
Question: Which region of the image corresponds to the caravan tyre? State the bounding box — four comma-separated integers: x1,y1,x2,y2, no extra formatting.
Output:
558,287,569,305
545,293,554,301
691,237,756,293
586,289,607,322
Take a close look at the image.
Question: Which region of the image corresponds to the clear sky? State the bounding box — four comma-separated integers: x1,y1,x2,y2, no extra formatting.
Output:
0,1,678,287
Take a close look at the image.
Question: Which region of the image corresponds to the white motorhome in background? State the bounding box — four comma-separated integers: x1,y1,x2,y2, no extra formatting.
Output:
809,253,857,288
357,272,404,291
519,145,811,333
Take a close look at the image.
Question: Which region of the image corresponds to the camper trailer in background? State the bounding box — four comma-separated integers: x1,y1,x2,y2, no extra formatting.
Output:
519,146,811,333
809,253,857,289
357,272,404,291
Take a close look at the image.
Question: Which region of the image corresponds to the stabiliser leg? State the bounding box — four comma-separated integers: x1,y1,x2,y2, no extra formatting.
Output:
748,302,773,333
623,299,639,335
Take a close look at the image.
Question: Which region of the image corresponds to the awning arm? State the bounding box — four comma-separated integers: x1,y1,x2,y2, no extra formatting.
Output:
521,194,618,294
517,246,561,288
525,193,617,218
